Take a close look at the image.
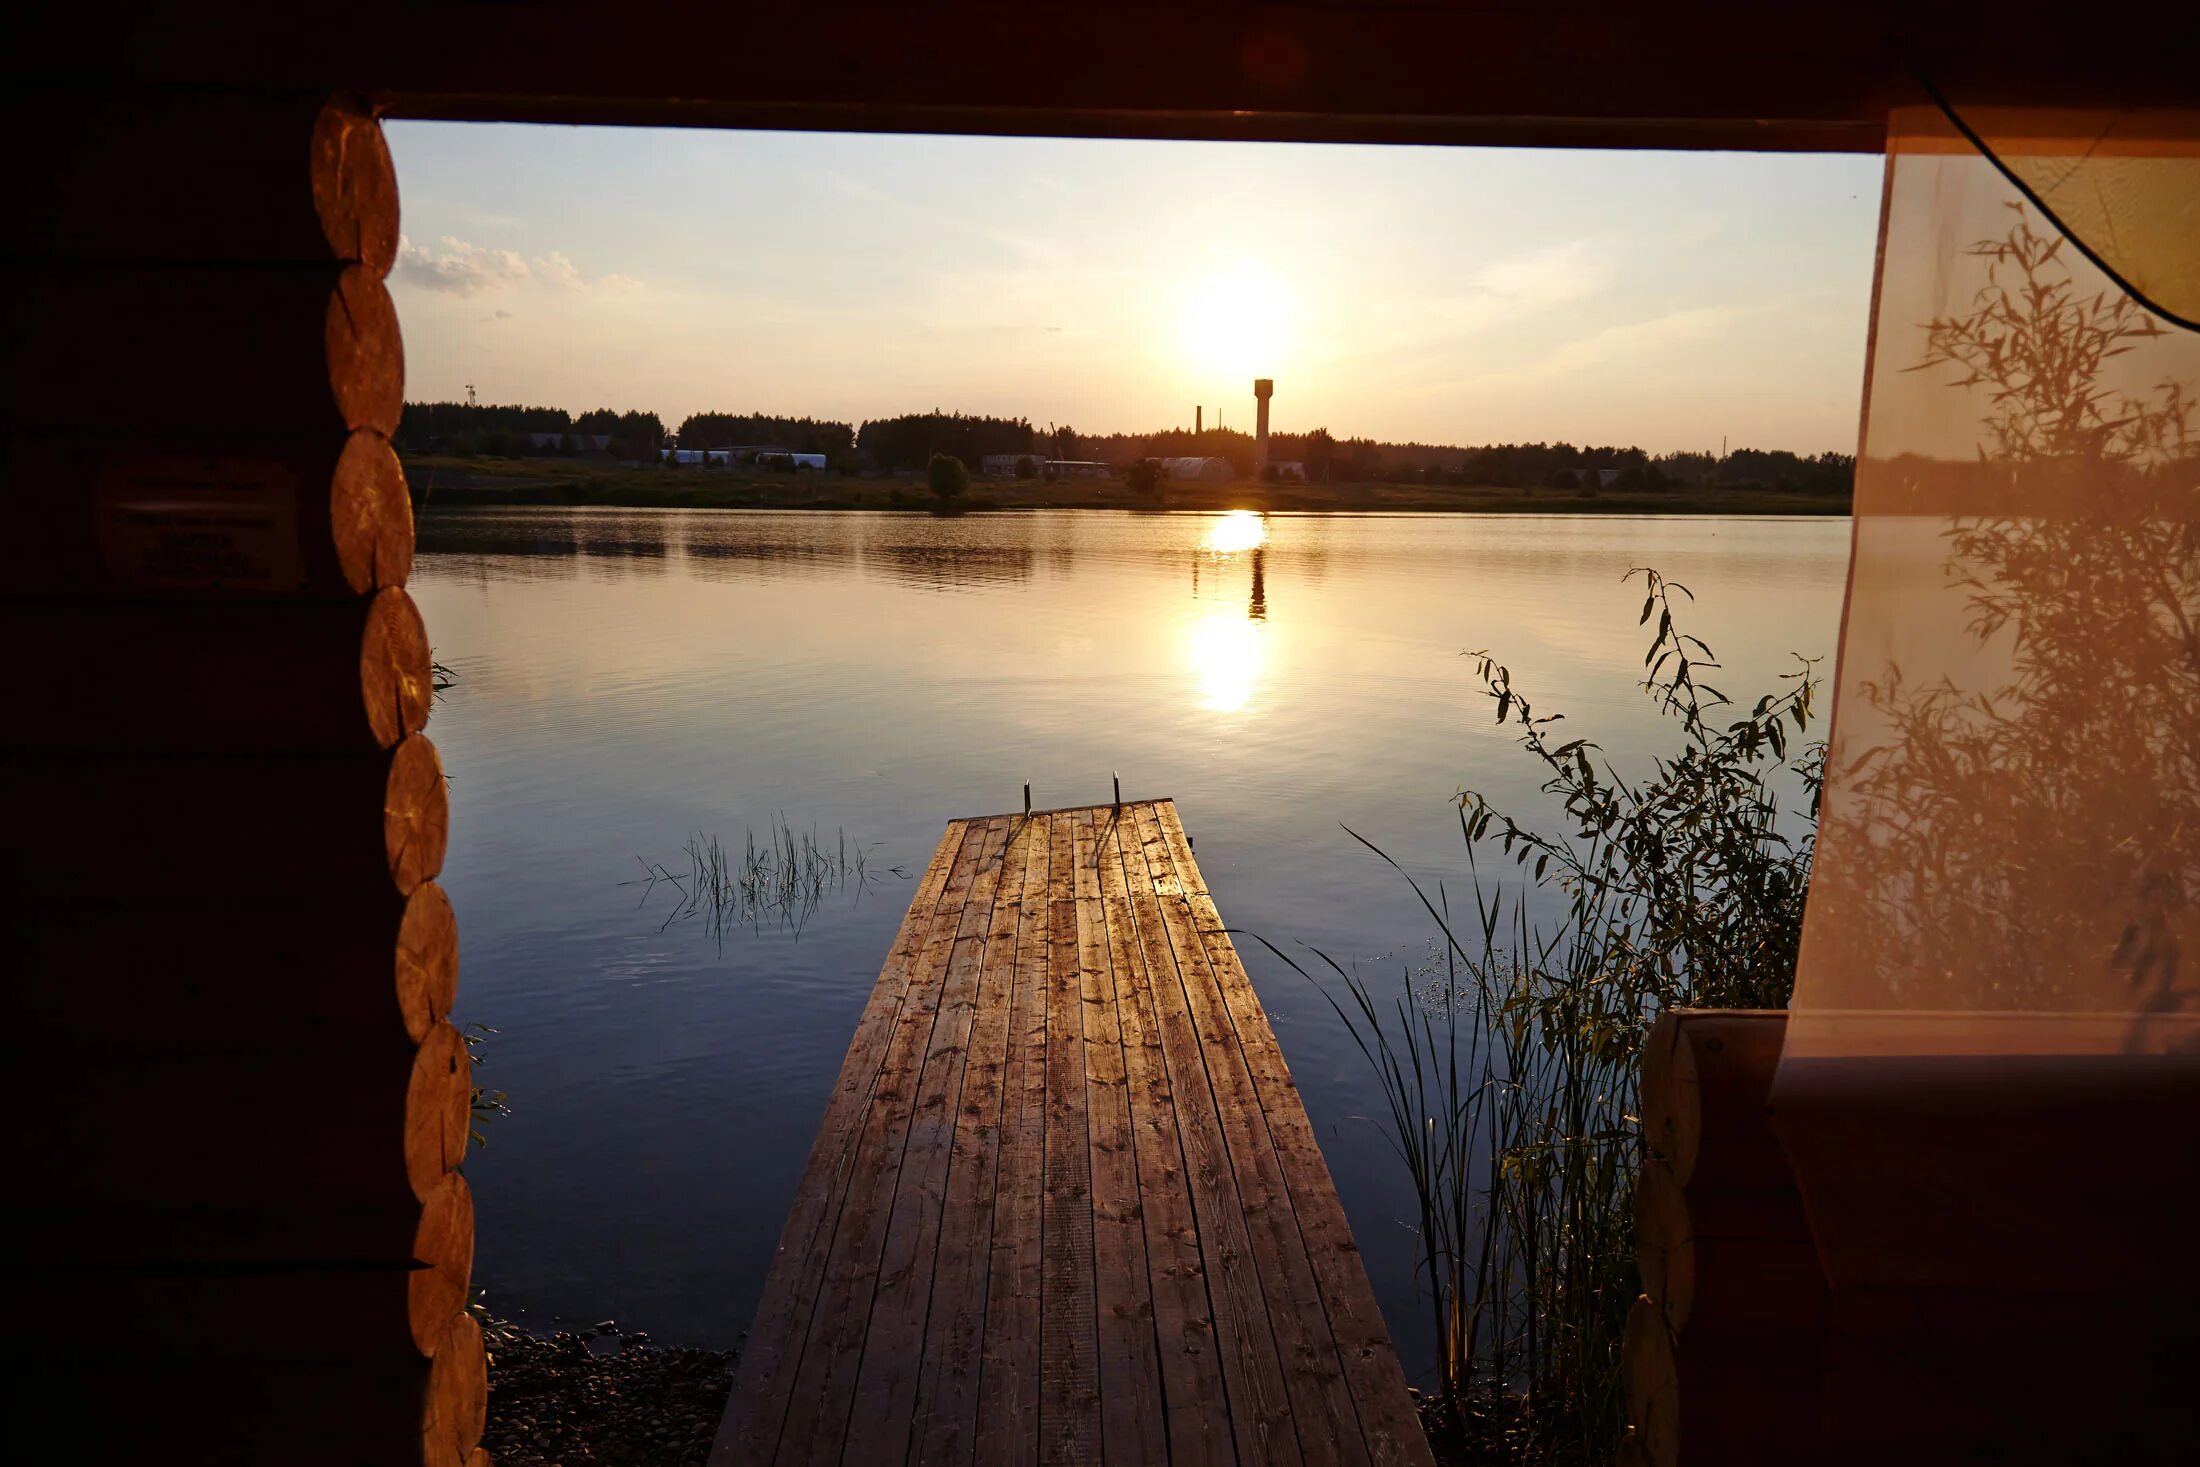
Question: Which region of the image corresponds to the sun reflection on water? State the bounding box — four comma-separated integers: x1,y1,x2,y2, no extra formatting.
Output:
1203,509,1268,556
1186,610,1263,713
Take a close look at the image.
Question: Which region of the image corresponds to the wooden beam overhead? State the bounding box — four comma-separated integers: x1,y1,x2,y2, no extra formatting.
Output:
21,2,2195,151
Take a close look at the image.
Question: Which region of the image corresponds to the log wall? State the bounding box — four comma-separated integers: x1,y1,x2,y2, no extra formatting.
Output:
1624,1010,1828,1467
1774,1046,2200,1462
0,90,485,1465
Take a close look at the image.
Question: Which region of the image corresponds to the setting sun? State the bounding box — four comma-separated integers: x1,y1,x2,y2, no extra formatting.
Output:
1179,261,1290,383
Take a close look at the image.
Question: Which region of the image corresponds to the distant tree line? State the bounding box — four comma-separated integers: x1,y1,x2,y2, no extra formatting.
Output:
1083,427,1260,476
1431,441,1853,495
1691,447,1855,495
856,412,1043,474
674,413,856,457
398,399,1854,495
1074,428,1852,495
399,402,575,440
397,402,668,460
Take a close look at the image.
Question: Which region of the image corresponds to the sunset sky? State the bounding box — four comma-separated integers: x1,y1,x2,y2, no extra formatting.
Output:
386,124,1884,453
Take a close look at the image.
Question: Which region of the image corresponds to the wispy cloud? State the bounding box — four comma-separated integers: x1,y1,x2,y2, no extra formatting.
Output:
1339,239,1623,371
1422,303,1749,396
395,235,640,296
1524,304,1742,376
822,173,892,207
396,235,530,295
1474,238,1617,306
1409,238,1619,336
532,251,641,291
531,250,582,290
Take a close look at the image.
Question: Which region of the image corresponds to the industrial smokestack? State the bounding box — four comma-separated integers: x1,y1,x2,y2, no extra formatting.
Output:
1253,378,1273,477
1196,405,1202,436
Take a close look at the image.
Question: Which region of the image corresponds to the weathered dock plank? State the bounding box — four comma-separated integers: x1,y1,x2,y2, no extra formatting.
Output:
909,815,1030,1462
716,819,976,1463
1076,810,1168,1467
1095,809,1230,1467
711,800,1433,1467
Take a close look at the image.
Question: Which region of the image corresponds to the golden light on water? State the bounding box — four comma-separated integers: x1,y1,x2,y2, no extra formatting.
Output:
1203,509,1268,555
1179,261,1289,382
1186,610,1263,713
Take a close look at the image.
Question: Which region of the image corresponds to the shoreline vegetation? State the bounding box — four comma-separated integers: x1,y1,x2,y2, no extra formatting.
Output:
1263,569,1823,1463
405,454,1850,517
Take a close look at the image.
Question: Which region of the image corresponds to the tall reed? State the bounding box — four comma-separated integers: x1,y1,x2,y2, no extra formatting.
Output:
1262,570,1823,1461
635,815,870,945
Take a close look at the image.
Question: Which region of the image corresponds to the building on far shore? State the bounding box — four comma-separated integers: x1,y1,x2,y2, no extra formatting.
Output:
1161,455,1235,483
661,446,827,470
754,451,827,471
976,455,1105,480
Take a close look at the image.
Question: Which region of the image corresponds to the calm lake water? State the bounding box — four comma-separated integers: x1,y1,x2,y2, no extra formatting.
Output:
412,506,1849,1385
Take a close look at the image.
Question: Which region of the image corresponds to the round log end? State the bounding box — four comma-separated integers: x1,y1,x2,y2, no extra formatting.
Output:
1635,1158,1696,1334
386,735,451,894
363,587,434,749
1665,1027,1703,1185
397,882,461,1042
332,431,416,592
426,1308,489,1467
1623,1292,1679,1467
1670,1012,1793,1190
1641,1011,1680,1159
406,1020,472,1200
311,97,401,276
410,1171,476,1354
327,266,405,437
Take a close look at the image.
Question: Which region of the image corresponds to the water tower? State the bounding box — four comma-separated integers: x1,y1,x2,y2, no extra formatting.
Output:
1253,378,1273,477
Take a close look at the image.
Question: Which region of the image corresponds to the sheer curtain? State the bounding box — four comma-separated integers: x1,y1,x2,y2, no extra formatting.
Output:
1768,100,2199,1455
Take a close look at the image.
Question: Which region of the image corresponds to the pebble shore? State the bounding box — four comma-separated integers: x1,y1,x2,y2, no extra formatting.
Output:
479,1314,1461,1463
480,1315,735,1466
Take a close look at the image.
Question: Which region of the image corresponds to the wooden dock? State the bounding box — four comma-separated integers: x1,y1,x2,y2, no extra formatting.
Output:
711,800,1432,1466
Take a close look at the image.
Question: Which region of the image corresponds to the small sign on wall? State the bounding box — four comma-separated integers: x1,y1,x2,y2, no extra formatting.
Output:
94,456,306,592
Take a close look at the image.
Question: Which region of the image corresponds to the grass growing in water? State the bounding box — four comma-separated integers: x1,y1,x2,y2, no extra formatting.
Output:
635,816,871,944
462,1021,512,1149
1256,569,1823,1462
